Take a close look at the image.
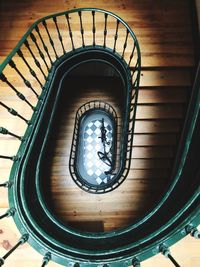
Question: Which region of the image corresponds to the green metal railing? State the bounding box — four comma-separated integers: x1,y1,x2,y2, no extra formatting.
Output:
69,100,119,193
0,7,199,267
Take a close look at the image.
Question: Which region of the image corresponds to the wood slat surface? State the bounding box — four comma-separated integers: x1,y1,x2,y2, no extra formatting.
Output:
0,0,198,266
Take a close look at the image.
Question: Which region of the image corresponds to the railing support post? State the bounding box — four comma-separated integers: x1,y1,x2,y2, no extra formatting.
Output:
0,234,28,266
160,245,181,267
0,182,11,188
132,257,141,267
41,253,51,267
0,208,15,220
186,225,200,239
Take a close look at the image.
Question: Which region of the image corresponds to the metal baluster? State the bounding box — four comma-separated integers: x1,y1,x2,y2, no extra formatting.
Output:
160,245,181,267
42,20,59,59
53,17,66,54
131,91,137,100
0,182,11,188
0,101,29,124
0,234,28,266
78,11,85,47
131,60,139,76
65,14,75,50
132,258,141,267
103,13,108,47
9,60,39,98
35,25,53,64
0,73,34,110
92,11,96,46
17,49,43,89
24,40,47,79
113,20,119,52
0,155,17,161
0,208,15,220
128,43,136,66
40,253,51,267
186,225,200,239
122,29,129,59
190,229,200,239
0,127,22,140
30,32,50,71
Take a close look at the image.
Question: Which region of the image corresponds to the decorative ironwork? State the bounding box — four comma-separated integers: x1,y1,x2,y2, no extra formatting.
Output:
40,253,51,267
70,101,118,193
9,59,39,97
53,17,66,54
0,182,11,188
30,32,50,71
92,11,96,46
78,11,85,47
24,39,47,79
0,208,15,220
0,127,22,140
65,14,75,50
17,49,43,88
0,73,34,109
35,26,53,65
0,101,29,123
42,20,59,59
132,258,141,267
160,245,181,267
0,234,28,266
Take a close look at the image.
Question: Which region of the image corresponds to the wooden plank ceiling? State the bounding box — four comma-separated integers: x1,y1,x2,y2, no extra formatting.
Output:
0,0,199,266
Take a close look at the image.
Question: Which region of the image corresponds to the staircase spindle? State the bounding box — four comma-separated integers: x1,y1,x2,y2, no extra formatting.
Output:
40,253,51,267
103,13,108,47
122,29,129,59
190,228,200,239
24,40,47,79
131,59,139,78
160,245,181,267
0,101,29,124
0,73,34,110
53,17,66,54
0,208,15,220
128,43,136,66
113,20,119,52
132,258,140,267
0,155,17,161
17,49,43,89
0,234,28,266
0,182,11,188
65,14,75,50
186,225,200,239
0,127,22,140
92,11,96,46
78,11,85,47
9,59,39,97
42,20,59,59
30,32,50,71
35,25,53,64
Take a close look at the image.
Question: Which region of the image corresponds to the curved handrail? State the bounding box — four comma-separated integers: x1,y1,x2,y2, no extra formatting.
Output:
0,8,141,73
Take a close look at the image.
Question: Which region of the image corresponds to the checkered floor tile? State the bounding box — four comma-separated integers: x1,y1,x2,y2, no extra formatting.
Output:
83,118,114,185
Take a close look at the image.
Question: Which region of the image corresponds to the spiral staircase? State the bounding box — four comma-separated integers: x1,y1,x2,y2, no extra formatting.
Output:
0,7,199,267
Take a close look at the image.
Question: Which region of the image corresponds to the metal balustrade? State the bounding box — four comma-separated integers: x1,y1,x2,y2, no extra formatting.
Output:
69,100,120,193
0,7,199,267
